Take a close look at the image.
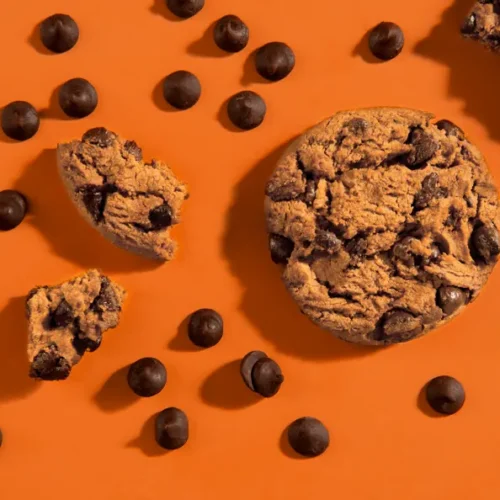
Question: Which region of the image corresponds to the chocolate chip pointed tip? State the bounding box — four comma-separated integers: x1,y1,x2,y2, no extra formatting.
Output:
240,351,267,391
425,375,465,415
40,14,79,53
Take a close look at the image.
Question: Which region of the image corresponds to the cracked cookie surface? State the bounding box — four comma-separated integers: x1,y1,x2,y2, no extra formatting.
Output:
265,108,500,345
57,128,189,261
26,269,126,380
461,0,500,52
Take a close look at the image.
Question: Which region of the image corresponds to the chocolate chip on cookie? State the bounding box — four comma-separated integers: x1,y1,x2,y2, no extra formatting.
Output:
166,0,204,18
163,71,201,110
227,91,266,130
40,14,79,53
369,22,404,61
1,101,39,141
214,15,249,53
255,42,295,81
0,190,28,231
82,127,116,147
29,347,72,381
188,309,223,348
405,128,438,168
155,407,189,450
425,376,465,415
240,351,284,398
381,310,423,343
437,286,467,316
59,78,98,118
269,233,295,264
50,299,74,328
471,224,500,263
124,140,143,161
435,119,465,139
149,203,173,229
128,358,167,397
287,417,329,457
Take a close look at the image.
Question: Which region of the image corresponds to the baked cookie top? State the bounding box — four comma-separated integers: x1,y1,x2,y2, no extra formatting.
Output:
265,107,500,345
57,128,189,261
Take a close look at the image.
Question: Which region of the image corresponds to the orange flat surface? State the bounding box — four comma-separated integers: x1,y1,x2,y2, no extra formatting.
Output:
0,0,499,498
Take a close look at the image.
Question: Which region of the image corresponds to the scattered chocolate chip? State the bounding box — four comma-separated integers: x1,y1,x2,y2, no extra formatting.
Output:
269,233,294,264
287,417,329,457
461,14,477,35
255,42,295,81
82,127,116,147
188,309,223,348
240,351,267,392
437,286,467,316
214,15,249,53
155,407,189,450
316,230,341,253
166,0,204,18
381,309,423,343
227,90,266,130
425,376,465,415
368,22,404,61
51,299,74,328
58,78,98,118
406,129,438,168
128,358,167,397
471,224,500,263
29,347,71,381
251,357,284,397
40,14,79,53
149,203,173,229
435,119,465,139
163,71,201,110
0,190,28,231
1,101,39,141
124,140,143,161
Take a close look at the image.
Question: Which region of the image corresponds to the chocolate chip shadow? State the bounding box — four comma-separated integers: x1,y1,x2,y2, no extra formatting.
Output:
126,412,170,457
416,384,448,418
93,366,138,412
27,22,55,55
222,141,376,360
415,0,500,140
14,149,161,272
149,0,184,22
187,21,231,58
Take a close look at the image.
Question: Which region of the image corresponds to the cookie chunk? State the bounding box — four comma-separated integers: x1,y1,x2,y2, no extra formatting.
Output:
26,269,126,380
265,108,500,345
461,1,500,51
57,128,189,261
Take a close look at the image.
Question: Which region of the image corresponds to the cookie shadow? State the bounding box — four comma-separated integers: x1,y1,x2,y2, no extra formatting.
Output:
38,85,71,121
187,21,230,58
222,140,378,361
199,360,261,409
0,297,41,402
279,426,309,460
14,149,161,273
93,366,138,413
168,315,199,352
126,413,170,457
240,49,270,86
416,384,447,418
352,28,384,64
414,0,500,140
27,22,54,55
150,0,184,22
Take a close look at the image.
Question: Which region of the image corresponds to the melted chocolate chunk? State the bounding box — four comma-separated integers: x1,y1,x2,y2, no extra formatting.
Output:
269,234,294,264
29,347,71,381
405,129,439,168
470,224,500,263
149,203,173,230
51,300,74,328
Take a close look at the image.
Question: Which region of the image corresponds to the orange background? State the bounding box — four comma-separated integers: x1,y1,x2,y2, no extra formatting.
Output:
0,0,499,498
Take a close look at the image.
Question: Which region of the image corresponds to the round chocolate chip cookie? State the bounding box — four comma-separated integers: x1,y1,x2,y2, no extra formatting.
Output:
265,108,500,345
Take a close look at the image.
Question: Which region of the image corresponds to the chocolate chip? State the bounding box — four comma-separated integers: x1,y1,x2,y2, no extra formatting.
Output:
166,0,204,18
437,286,467,316
435,119,465,139
345,118,369,134
80,185,107,223
346,236,368,256
0,190,27,231
316,230,341,253
251,357,284,398
214,15,249,53
303,179,316,205
29,347,71,381
381,309,423,343
128,357,167,397
414,173,447,210
92,277,120,312
149,203,173,230
40,14,79,53
82,127,116,147
240,351,267,392
368,22,405,61
425,376,465,415
269,233,294,264
124,140,143,161
50,300,74,329
406,129,438,168
471,224,500,263
255,42,295,81
73,334,102,355
445,206,461,229
1,101,39,141
392,236,418,265
163,71,201,110
188,309,223,348
287,417,329,457
227,91,266,130
155,407,189,450
58,78,98,118
461,14,477,35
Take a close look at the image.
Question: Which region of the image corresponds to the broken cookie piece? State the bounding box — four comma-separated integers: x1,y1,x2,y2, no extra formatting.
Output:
57,128,189,261
461,1,500,53
26,269,126,381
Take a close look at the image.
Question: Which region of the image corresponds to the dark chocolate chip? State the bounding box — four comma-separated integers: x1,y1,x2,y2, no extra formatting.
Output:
188,309,223,348
40,14,79,53
425,376,465,415
155,407,189,450
227,91,266,130
166,0,204,18
445,206,461,229
392,236,418,266
1,101,40,141
413,173,447,210
73,334,102,355
287,417,329,457
51,299,74,328
316,230,341,253
471,224,500,263
240,351,267,392
149,203,173,230
381,309,423,343
128,357,167,397
58,78,98,118
163,71,201,110
406,129,438,168
269,233,294,264
29,348,71,381
251,357,284,398
92,277,120,312
437,286,467,316
80,185,107,223
82,127,116,147
345,236,368,256
214,15,249,53
303,179,316,205
255,42,295,81
0,190,28,231
368,22,404,61
435,119,465,139
461,14,477,35
124,140,143,161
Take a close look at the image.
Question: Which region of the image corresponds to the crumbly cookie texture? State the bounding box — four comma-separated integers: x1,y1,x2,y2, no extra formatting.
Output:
57,128,189,261
26,269,126,380
461,1,500,51
265,107,500,346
